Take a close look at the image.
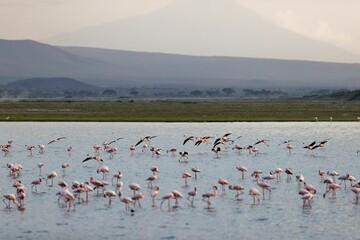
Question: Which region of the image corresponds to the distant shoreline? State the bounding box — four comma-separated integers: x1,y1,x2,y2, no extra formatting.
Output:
0,99,359,122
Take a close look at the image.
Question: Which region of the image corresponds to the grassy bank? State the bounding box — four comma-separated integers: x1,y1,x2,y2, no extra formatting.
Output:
0,99,359,121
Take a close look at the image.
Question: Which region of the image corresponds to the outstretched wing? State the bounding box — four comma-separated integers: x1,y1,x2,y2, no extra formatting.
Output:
135,139,143,147
82,156,92,163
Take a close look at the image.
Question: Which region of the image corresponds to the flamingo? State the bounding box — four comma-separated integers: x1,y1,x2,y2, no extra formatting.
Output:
304,182,317,194
115,181,123,195
150,166,159,175
37,163,44,176
151,186,160,207
82,155,103,165
2,193,20,209
67,146,73,156
212,146,221,158
46,171,58,187
57,189,75,211
301,193,314,208
112,171,123,184
90,177,108,195
166,148,177,156
187,187,197,206
61,163,70,176
97,165,110,179
232,144,243,154
202,186,217,208
183,136,195,145
338,174,350,189
191,167,201,179
257,179,271,199
318,170,326,182
130,145,136,155
218,178,229,194
285,168,293,179
48,137,67,145
120,195,134,211
38,144,45,154
323,183,341,199
16,188,26,207
172,190,184,207
249,187,261,204
327,171,339,182
271,168,283,181
286,144,294,154
31,178,42,193
351,187,360,204
129,183,141,195
236,166,248,179
135,136,157,147
146,175,158,188
103,190,117,206
132,192,145,208
179,151,189,162
182,172,191,187
58,181,68,189
160,192,174,211
229,185,244,200
25,145,36,156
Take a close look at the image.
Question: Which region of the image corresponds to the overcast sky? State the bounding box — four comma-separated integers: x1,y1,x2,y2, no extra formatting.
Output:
0,0,359,54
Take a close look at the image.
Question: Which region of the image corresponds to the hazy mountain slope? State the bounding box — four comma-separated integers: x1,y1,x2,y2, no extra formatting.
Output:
44,0,360,63
7,77,101,91
61,46,360,88
1,39,360,89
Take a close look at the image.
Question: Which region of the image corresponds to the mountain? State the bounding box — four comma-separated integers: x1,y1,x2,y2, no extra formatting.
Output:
6,77,101,92
1,39,360,90
43,0,360,63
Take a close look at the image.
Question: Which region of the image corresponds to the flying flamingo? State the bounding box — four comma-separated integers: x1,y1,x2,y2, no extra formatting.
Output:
82,155,104,165
48,137,67,145
202,185,217,208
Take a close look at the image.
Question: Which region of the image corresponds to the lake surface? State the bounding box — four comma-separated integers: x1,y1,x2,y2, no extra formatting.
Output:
0,122,359,240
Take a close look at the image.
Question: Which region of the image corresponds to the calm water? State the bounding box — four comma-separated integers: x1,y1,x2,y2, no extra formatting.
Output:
0,122,360,240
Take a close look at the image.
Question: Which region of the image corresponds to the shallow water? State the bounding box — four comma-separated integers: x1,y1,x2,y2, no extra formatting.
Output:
0,122,360,240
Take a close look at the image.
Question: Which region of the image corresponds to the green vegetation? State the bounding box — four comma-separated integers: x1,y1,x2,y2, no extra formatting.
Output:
0,99,359,122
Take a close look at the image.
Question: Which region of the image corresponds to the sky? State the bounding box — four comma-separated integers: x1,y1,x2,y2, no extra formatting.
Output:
0,0,359,55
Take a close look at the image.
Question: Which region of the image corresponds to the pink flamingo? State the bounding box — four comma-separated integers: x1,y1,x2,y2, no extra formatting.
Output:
150,166,159,175
182,172,192,187
257,179,271,199
236,166,248,179
129,183,141,195
46,171,58,187
67,146,73,156
218,177,229,194
146,175,158,188
130,145,136,155
37,163,44,176
61,163,70,176
97,165,110,179
38,144,45,154
132,192,145,208
2,193,20,209
151,186,160,207
160,192,174,211
249,187,261,204
229,185,244,200
31,178,42,193
191,167,201,179
103,190,117,206
301,192,313,208
120,196,134,211
323,183,341,199
187,187,197,206
202,185,217,208
286,144,293,154
285,168,293,179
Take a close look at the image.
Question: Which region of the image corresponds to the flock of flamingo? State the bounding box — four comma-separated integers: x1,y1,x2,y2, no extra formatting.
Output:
1,132,359,213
